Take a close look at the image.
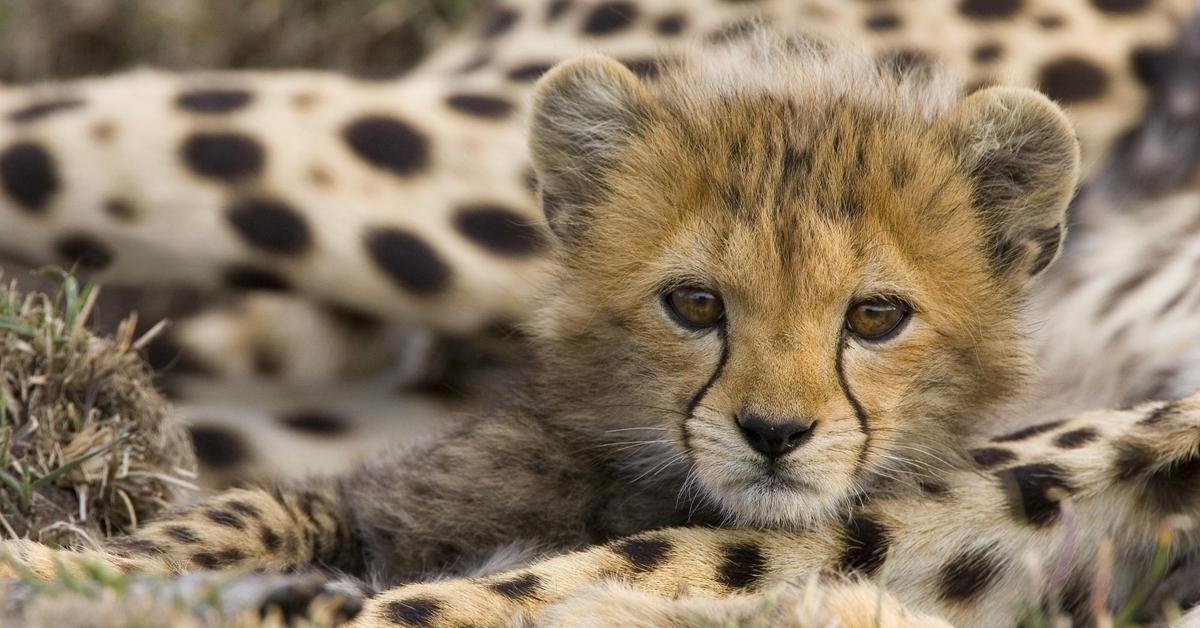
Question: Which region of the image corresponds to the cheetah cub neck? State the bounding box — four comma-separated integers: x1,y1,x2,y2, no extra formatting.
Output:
526,38,1080,527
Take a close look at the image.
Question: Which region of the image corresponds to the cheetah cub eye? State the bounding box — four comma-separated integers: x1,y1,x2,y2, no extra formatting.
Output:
663,286,725,330
845,298,910,342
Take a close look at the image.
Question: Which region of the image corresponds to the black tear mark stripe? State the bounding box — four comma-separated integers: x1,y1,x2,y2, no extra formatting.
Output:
686,324,729,422
834,330,871,468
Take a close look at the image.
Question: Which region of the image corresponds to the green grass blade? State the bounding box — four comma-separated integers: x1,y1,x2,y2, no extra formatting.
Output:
30,434,128,492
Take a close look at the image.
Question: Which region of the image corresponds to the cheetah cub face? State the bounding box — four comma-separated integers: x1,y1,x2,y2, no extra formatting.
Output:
529,41,1079,526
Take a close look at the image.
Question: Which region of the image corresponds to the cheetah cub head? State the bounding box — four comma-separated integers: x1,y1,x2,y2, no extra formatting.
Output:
528,40,1080,526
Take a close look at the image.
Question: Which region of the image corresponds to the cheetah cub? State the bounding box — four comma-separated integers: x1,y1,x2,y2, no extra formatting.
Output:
10,37,1200,626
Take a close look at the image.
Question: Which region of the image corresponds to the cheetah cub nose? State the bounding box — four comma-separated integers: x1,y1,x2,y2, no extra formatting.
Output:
736,414,815,459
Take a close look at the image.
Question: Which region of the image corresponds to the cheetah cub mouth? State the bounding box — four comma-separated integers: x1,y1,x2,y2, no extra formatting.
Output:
527,38,1079,527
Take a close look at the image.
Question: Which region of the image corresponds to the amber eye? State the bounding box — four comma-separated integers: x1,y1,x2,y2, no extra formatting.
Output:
846,299,910,341
664,286,725,330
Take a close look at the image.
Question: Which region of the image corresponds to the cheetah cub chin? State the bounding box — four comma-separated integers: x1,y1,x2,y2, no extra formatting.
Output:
4,36,1079,601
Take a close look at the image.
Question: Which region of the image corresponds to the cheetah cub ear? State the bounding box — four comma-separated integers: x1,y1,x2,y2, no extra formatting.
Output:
529,55,655,242
938,86,1081,282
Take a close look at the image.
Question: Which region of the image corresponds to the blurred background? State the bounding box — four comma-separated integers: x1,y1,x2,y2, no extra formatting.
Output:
0,0,479,83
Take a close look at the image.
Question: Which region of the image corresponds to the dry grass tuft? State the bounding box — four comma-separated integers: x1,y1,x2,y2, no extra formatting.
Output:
0,270,195,548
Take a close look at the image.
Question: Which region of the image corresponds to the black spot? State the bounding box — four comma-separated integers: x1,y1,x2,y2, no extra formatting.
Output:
1038,57,1109,104
342,115,429,177
840,514,890,576
1114,442,1200,513
654,13,686,35
223,264,292,291
1090,0,1149,13
192,548,245,569
546,0,572,22
1130,46,1174,88
9,98,84,123
992,420,1064,443
970,447,1017,469
181,132,265,181
260,526,281,551
717,542,766,590
278,410,353,436
612,536,671,572
56,234,113,270
997,462,1074,527
481,6,519,38
164,525,201,544
488,572,542,599
385,598,442,626
188,425,250,470
973,42,1004,63
176,89,253,114
364,227,452,295
445,93,514,119
1053,428,1099,449
0,141,59,212
582,1,638,36
1139,401,1178,426
939,544,1005,601
228,500,262,519
454,204,547,257
205,508,245,530
190,554,219,569
506,62,555,82
226,197,312,255
865,13,901,31
958,0,1023,19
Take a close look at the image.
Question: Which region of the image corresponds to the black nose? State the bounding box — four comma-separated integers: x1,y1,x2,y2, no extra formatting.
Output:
736,414,814,459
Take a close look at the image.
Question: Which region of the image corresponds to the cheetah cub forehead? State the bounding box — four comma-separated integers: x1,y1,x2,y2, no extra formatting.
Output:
529,39,1080,526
